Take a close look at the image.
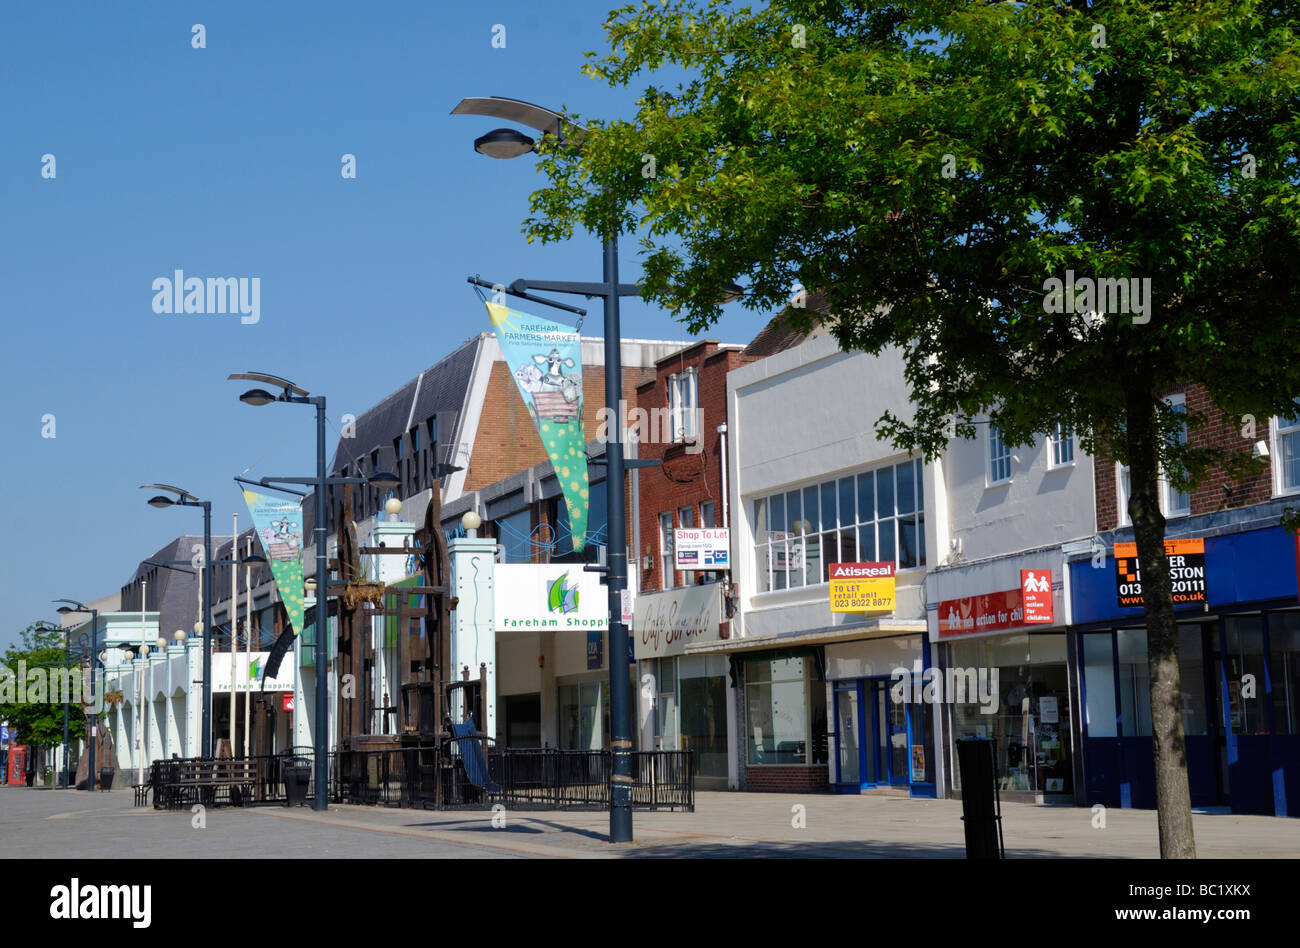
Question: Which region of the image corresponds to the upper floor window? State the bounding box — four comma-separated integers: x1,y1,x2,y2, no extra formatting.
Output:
752,457,924,593
1049,423,1075,468
668,369,699,443
988,425,1012,485
1273,407,1300,495
1116,395,1190,525
659,512,675,590
1161,396,1190,517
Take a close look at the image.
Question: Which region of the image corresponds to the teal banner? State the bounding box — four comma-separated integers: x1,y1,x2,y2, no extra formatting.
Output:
486,301,589,550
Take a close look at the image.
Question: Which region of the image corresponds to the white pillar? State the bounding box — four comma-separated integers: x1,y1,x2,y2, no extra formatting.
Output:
448,535,497,737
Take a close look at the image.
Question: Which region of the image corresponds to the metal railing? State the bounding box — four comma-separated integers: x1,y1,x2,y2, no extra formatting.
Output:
147,748,694,812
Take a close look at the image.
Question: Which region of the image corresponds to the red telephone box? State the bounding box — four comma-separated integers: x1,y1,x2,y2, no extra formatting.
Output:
7,745,27,786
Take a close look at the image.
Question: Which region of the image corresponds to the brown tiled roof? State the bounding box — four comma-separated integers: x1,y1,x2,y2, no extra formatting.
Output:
741,290,830,358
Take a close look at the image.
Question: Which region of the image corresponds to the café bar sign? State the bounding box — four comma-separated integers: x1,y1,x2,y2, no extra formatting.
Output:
1114,538,1206,608
634,583,722,659
829,562,896,614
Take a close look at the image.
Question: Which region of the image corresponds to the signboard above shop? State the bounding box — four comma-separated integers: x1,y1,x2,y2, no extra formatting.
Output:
829,562,896,614
1114,538,1206,608
674,528,730,570
937,570,1055,639
633,582,723,660
493,564,608,632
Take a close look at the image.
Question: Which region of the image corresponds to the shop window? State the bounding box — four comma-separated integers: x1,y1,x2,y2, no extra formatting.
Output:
988,424,1012,485
1224,617,1269,734
745,657,826,765
751,458,923,594
1272,408,1300,496
1116,628,1153,737
948,634,1072,793
1049,423,1074,468
1267,612,1300,735
558,681,606,750
1177,625,1209,735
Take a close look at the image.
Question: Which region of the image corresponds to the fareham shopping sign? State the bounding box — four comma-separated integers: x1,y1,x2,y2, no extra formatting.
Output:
492,564,609,631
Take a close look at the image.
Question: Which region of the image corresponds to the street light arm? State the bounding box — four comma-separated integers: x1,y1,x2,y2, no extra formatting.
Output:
510,278,642,298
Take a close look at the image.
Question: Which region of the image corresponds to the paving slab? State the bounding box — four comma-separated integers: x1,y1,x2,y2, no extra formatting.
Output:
3,786,1296,858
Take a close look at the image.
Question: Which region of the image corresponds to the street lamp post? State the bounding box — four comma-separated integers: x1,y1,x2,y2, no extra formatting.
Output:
228,371,399,811
141,485,215,757
450,96,644,841
53,600,98,790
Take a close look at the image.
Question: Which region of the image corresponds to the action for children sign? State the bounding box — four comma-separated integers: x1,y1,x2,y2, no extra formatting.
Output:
1114,538,1206,608
486,301,589,551
829,562,896,613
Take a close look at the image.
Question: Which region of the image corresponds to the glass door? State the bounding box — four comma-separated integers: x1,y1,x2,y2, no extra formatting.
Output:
834,682,863,791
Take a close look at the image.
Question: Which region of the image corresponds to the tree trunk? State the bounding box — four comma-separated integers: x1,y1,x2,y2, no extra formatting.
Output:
1124,380,1196,858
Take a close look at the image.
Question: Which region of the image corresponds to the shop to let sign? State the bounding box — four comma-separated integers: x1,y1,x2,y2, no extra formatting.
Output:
674,528,730,570
829,562,896,613
1114,538,1206,608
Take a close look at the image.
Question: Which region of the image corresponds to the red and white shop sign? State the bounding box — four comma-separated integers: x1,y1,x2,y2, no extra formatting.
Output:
283,693,295,712
1020,570,1054,624
937,571,1055,639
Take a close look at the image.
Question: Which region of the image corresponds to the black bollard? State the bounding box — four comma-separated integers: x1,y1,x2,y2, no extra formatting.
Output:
956,737,1003,859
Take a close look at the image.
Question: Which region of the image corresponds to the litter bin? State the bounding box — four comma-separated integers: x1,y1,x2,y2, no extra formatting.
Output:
955,737,1002,859
282,756,311,807
98,767,115,792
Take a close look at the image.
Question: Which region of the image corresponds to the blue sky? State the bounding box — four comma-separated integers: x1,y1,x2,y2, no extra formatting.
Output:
0,2,773,649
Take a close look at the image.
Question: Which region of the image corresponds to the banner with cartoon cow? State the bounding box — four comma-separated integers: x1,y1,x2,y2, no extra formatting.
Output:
242,488,307,678
485,301,589,551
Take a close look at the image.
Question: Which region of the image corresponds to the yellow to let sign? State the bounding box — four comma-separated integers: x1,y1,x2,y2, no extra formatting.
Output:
829,562,896,614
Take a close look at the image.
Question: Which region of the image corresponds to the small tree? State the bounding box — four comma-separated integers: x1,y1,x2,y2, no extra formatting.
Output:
1,622,87,765
526,0,1300,857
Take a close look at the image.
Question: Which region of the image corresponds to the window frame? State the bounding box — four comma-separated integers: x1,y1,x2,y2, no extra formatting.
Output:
987,424,1012,486
1160,395,1190,519
1048,423,1075,469
658,512,675,591
751,458,925,596
1271,407,1300,498
668,368,700,444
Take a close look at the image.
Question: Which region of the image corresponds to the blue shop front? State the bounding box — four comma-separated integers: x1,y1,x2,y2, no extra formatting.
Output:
1070,525,1300,817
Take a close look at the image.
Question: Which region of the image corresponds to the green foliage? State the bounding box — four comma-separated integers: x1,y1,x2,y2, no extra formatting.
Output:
526,0,1300,488
1,622,86,748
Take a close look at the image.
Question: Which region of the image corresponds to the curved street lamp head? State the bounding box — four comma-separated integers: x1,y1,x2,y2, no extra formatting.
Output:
451,96,586,149
474,127,535,159
239,388,277,407
241,552,268,565
56,606,73,615
228,372,309,397
367,470,401,490
140,484,200,507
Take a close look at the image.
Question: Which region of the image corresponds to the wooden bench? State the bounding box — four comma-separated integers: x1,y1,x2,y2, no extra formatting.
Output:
164,760,259,809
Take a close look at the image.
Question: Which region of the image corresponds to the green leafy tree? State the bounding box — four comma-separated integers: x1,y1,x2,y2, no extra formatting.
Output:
526,0,1300,857
1,622,86,763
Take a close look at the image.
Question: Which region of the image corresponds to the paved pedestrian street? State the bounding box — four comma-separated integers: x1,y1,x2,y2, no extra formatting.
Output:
3,786,1295,859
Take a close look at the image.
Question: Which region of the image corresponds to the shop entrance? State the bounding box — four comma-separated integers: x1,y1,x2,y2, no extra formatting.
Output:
833,677,912,791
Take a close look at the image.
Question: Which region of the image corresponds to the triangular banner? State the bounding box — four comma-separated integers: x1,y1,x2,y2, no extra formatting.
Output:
241,489,307,678
485,301,589,551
